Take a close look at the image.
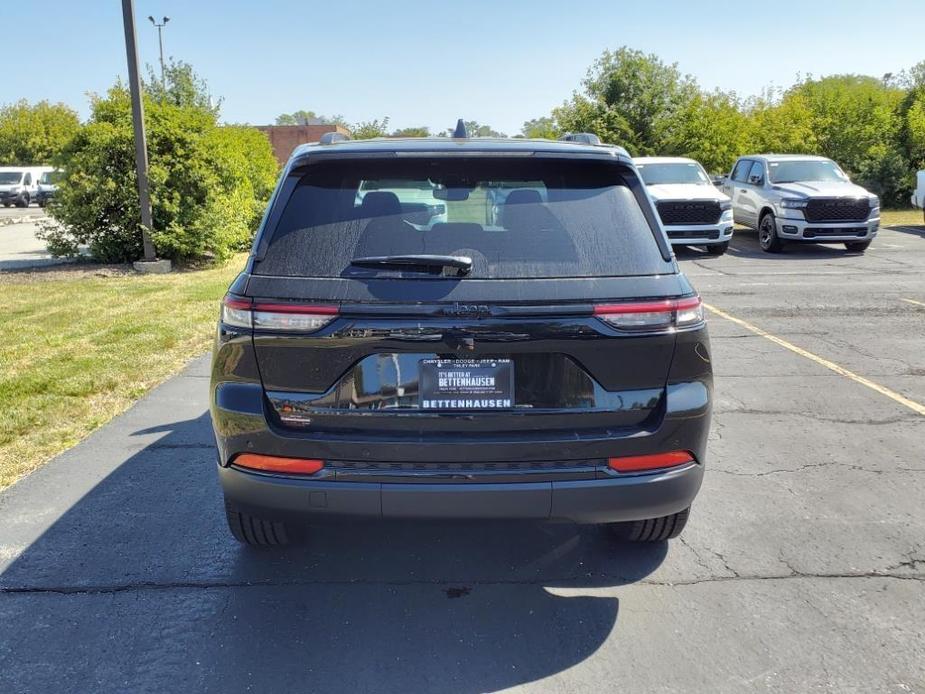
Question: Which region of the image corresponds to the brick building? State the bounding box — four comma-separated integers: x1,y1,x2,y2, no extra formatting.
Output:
256,124,351,165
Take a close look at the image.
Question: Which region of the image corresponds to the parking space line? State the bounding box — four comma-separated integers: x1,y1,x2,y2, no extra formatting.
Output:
703,303,925,417
901,298,925,308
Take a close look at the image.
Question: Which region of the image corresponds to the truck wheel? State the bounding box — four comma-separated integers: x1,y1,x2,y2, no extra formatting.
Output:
15,193,30,208
225,500,291,546
706,241,729,256
845,241,871,253
611,507,690,542
758,212,784,253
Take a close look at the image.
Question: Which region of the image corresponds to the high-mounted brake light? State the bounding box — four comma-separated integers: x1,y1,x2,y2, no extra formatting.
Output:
608,451,695,473
234,454,325,475
594,296,703,331
221,295,338,332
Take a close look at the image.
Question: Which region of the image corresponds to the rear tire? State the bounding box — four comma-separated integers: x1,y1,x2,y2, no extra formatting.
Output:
845,241,871,253
705,241,729,256
15,193,29,208
758,212,784,253
225,501,292,546
611,507,690,542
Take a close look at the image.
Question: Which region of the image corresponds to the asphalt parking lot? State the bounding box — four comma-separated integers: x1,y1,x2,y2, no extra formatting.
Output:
1,225,923,693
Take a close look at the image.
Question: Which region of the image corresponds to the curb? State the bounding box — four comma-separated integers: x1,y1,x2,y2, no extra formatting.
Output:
0,213,45,227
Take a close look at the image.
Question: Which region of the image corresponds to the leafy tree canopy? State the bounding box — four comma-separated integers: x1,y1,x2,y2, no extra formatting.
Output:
0,100,81,165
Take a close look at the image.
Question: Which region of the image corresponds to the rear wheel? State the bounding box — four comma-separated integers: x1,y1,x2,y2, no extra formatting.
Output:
705,241,729,256
15,193,29,208
845,240,871,253
225,501,292,546
611,507,690,542
758,212,784,253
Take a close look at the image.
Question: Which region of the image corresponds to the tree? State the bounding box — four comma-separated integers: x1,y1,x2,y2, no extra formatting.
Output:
0,100,81,165
745,88,819,155
352,117,390,139
554,47,698,155
144,59,221,114
662,91,751,173
521,117,559,139
391,126,431,137
275,109,349,127
42,84,278,263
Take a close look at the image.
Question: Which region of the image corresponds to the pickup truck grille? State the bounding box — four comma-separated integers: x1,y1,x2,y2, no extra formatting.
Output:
804,198,870,223
656,200,721,225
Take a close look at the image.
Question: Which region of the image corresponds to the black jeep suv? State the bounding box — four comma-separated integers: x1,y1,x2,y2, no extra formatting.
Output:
210,130,712,546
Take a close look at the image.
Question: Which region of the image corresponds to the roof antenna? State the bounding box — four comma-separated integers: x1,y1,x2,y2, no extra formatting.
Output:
453,119,468,138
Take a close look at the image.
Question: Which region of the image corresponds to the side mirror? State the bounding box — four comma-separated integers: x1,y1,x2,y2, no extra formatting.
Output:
711,175,726,186
748,175,764,186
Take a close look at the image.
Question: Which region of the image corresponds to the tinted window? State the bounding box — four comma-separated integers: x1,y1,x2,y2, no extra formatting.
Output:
747,161,765,184
768,159,848,184
637,162,710,186
731,160,751,182
0,172,22,184
256,158,670,279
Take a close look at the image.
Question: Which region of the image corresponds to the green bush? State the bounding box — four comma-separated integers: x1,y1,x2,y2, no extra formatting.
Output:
44,85,278,264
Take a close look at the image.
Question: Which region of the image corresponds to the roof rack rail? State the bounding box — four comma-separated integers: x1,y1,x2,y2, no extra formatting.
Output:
558,132,602,146
319,132,351,145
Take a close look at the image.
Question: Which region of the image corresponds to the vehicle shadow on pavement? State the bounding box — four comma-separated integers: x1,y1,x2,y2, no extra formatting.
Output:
0,412,667,693
674,231,859,261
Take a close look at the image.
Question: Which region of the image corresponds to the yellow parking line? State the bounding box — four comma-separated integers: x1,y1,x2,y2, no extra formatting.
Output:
703,303,925,417
901,298,925,308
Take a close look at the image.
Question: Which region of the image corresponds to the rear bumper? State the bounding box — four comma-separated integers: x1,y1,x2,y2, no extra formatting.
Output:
219,461,703,524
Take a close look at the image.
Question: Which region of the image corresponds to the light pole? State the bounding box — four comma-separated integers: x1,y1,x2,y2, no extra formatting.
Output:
121,0,157,264
147,15,170,84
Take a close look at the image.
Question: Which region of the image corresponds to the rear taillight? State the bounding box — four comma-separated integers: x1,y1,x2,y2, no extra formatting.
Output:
234,454,325,475
221,295,338,332
593,296,703,331
608,451,695,473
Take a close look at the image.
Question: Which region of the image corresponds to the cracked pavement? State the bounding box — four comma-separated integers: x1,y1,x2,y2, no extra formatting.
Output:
1,227,924,693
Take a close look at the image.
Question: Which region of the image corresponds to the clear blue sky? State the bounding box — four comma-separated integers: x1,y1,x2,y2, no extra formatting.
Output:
2,0,923,135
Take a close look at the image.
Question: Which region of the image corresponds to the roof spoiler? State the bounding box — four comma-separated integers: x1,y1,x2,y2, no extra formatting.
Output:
319,132,351,145
558,132,602,146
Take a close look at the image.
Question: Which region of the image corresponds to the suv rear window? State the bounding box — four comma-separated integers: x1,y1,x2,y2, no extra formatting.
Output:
254,158,670,279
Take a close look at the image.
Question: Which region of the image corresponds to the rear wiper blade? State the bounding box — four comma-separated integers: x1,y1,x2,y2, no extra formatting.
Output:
350,254,472,275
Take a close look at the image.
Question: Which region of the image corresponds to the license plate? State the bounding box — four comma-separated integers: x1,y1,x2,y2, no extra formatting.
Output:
419,359,514,411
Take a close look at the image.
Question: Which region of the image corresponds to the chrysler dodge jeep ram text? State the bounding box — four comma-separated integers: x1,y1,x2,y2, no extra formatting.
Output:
209,127,713,546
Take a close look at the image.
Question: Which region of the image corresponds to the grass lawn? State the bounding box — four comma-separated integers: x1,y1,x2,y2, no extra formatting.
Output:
0,257,246,491
881,208,924,228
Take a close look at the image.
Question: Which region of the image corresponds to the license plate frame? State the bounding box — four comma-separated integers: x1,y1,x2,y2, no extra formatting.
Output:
419,358,514,411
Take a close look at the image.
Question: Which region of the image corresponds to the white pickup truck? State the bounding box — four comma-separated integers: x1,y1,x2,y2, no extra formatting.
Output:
912,170,925,222
635,156,734,255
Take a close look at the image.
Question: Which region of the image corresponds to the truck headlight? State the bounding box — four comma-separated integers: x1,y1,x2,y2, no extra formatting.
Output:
719,200,732,211
869,195,879,210
780,198,808,209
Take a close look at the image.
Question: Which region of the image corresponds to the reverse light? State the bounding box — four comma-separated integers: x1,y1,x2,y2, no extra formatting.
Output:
234,454,325,475
222,295,338,332
608,451,695,473
594,296,703,332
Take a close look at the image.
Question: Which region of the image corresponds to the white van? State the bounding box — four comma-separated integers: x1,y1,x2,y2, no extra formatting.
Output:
912,170,925,222
0,166,53,208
